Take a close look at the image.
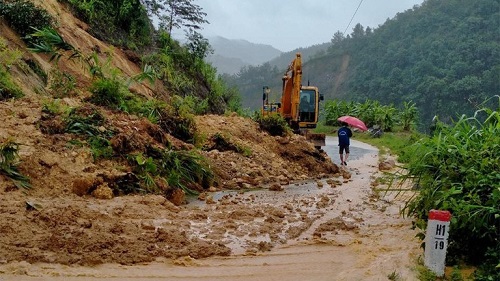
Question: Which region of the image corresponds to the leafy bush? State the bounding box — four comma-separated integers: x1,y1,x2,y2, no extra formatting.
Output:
88,78,126,109
144,32,240,115
0,68,23,100
401,103,499,272
0,0,52,39
29,27,79,63
88,136,113,160
156,95,197,143
41,98,71,116
253,112,290,136
157,149,213,195
49,69,76,97
64,107,115,160
0,139,31,189
323,99,407,132
127,98,167,124
64,107,108,137
59,0,152,49
129,148,214,196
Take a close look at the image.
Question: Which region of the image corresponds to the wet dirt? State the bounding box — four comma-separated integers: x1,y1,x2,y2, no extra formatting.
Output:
0,138,421,281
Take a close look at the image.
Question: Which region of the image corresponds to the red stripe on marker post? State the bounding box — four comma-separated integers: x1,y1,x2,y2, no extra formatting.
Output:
428,210,452,222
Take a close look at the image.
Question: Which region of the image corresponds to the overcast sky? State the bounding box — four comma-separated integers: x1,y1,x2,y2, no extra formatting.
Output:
190,0,425,52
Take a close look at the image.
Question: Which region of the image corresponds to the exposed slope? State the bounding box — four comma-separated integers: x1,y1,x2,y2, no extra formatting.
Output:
0,0,339,265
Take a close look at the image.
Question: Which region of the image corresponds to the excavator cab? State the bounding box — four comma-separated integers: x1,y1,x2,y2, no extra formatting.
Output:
299,89,316,123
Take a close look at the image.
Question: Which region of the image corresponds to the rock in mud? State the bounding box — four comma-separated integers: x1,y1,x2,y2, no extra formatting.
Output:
167,188,186,206
92,183,114,199
72,177,93,196
379,159,396,171
341,170,352,179
269,183,283,191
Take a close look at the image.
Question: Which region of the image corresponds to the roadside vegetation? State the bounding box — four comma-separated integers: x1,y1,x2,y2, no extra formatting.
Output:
322,99,419,133
401,100,499,280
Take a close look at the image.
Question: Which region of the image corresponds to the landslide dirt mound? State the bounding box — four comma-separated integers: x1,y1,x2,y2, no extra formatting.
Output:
196,114,337,189
0,0,339,266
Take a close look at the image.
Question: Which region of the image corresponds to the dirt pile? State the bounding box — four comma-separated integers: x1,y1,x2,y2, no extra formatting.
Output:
196,114,337,190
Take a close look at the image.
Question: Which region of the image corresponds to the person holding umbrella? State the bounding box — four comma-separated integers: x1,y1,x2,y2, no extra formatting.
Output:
336,115,368,166
338,122,353,166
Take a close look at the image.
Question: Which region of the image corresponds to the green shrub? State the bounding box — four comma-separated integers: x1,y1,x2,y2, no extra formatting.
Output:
0,0,52,39
28,27,79,63
0,139,31,189
156,95,197,143
0,68,23,100
253,112,290,137
88,78,125,109
402,104,500,271
88,136,113,160
49,69,76,97
0,38,23,100
41,98,71,116
59,0,152,49
159,149,213,195
129,153,157,193
129,148,214,196
64,107,115,160
124,98,167,124
323,99,417,132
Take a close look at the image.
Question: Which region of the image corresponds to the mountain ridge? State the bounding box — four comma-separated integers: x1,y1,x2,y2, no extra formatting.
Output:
206,35,282,74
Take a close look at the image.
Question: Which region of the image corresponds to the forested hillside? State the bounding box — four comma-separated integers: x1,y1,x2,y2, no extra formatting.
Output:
226,0,500,129
221,42,332,110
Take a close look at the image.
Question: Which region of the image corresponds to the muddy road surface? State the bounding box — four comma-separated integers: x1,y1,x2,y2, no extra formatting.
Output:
0,138,420,281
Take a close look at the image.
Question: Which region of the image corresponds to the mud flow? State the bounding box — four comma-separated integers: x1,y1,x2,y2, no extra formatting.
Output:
0,138,420,281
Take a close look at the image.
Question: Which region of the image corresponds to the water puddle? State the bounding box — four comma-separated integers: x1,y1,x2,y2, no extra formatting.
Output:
183,137,379,254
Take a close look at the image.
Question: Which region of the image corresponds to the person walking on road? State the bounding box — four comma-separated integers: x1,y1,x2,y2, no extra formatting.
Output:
338,122,353,166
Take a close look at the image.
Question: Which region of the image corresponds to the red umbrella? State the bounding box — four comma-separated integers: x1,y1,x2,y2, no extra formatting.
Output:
337,115,368,131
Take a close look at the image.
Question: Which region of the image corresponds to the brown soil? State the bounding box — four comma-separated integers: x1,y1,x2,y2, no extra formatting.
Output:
0,1,421,280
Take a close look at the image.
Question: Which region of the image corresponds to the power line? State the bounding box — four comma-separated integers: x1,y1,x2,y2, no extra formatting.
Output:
343,0,364,35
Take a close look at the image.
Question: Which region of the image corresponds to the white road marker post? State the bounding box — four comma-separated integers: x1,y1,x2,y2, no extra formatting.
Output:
424,209,451,276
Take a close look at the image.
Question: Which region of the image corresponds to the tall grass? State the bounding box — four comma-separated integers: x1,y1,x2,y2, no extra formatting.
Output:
400,101,499,275
0,38,23,100
0,140,31,189
129,148,214,196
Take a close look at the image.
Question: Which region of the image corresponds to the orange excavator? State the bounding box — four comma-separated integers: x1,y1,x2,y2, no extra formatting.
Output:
261,53,325,147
